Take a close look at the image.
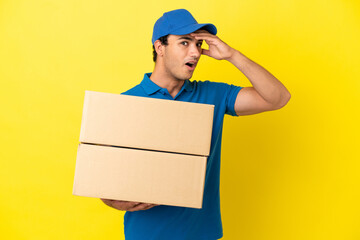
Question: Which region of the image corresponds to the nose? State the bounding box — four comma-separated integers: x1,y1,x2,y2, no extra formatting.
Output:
189,43,201,59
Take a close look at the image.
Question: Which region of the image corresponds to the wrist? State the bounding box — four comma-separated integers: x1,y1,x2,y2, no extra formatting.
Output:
225,48,240,62
226,49,251,70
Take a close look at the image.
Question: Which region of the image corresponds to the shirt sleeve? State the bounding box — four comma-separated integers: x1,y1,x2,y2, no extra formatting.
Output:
225,84,243,116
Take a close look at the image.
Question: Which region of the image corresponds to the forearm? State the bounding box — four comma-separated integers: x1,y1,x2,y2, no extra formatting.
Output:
227,49,291,107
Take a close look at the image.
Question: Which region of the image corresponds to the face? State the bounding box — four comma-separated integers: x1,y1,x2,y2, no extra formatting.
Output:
160,29,207,81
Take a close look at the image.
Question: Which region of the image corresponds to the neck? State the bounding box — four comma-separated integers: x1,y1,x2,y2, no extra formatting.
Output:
149,64,185,98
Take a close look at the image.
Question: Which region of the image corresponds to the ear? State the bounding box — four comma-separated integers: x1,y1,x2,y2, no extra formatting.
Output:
154,39,165,57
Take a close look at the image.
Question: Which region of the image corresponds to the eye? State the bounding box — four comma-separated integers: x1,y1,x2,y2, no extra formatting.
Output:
181,41,188,46
196,42,202,47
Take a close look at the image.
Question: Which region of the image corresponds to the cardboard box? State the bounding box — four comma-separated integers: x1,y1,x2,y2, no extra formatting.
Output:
73,143,207,208
73,91,215,208
79,91,214,156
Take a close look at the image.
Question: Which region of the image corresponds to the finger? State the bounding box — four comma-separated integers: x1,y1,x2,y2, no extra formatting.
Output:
112,200,141,210
101,198,127,206
100,198,115,207
197,37,218,46
101,198,127,203
190,32,216,37
127,203,150,212
142,204,159,210
100,198,111,203
191,33,218,41
202,48,210,56
127,203,159,212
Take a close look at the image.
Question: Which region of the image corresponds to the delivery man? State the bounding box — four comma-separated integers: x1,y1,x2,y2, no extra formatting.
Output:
100,8,291,240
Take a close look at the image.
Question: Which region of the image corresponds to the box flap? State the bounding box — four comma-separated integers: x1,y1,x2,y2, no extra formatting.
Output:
73,144,207,209
79,91,214,156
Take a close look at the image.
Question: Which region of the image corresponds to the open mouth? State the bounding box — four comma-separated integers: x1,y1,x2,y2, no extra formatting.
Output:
185,62,196,70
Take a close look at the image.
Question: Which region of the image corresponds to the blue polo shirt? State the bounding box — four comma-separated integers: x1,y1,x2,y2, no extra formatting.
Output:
121,72,243,240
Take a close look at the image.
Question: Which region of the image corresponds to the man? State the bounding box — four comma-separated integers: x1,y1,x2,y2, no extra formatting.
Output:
101,9,291,240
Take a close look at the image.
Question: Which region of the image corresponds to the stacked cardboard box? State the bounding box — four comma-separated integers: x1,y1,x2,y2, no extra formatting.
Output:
73,91,214,208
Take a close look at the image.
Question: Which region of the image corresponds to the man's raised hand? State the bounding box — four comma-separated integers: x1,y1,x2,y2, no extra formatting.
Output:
190,32,236,60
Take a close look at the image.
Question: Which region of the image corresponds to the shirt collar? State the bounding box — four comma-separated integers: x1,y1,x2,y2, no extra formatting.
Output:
183,78,194,92
140,73,162,95
140,72,194,95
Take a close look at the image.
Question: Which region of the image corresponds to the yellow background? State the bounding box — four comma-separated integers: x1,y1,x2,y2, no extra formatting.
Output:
1,0,359,239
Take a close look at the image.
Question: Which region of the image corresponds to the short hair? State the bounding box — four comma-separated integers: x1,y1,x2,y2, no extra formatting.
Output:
152,35,169,62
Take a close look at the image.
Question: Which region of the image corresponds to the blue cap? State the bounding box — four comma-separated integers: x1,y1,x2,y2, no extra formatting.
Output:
151,9,217,45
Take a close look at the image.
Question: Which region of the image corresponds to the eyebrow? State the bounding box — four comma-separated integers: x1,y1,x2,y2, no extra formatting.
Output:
177,36,203,42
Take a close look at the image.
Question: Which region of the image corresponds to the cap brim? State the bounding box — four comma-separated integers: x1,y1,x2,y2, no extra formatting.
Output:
171,23,217,36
